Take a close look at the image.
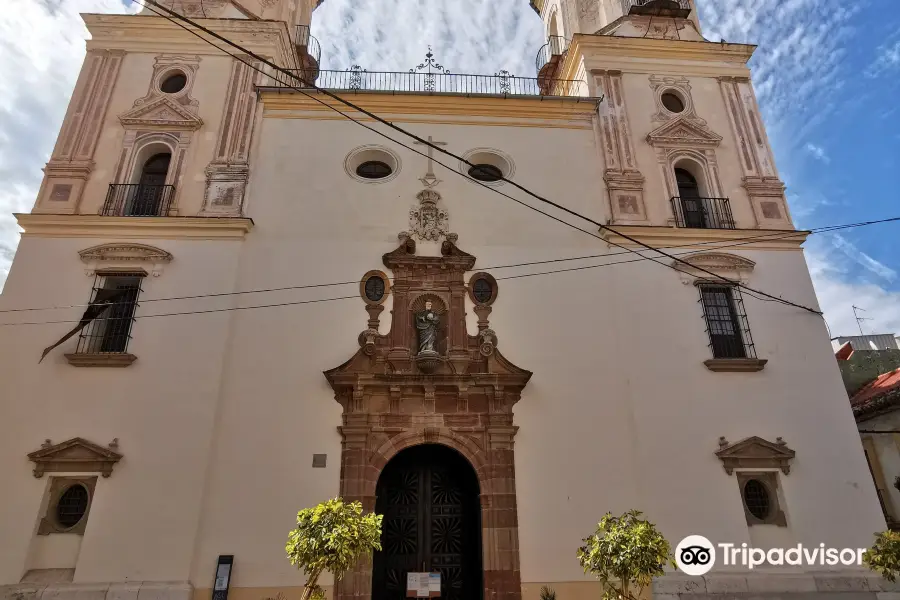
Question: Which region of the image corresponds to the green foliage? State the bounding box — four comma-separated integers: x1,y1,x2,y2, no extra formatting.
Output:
539,585,557,600
286,498,383,600
576,510,674,600
864,530,900,582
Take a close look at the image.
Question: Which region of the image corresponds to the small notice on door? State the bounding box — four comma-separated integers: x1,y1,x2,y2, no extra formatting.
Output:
406,572,440,597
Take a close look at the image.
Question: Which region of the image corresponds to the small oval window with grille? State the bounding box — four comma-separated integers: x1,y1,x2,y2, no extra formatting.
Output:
356,161,393,179
661,91,685,113
365,275,386,302
473,279,493,304
743,479,770,520
160,72,187,94
468,164,503,182
56,484,89,528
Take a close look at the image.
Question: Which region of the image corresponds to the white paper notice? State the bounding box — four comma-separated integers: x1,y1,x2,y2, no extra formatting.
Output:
428,573,440,597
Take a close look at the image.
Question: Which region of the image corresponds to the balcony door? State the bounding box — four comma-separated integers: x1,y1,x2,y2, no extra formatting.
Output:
127,152,171,216
675,168,707,228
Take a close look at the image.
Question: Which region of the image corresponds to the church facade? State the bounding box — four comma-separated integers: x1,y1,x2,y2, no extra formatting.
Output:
0,1,891,600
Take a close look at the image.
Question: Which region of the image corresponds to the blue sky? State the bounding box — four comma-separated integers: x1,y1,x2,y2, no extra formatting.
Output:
0,0,897,336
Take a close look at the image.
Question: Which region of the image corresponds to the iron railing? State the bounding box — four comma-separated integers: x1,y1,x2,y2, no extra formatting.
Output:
622,0,691,18
74,274,143,355
698,284,757,360
264,68,586,97
535,35,569,76
671,196,735,230
101,184,175,217
295,25,321,71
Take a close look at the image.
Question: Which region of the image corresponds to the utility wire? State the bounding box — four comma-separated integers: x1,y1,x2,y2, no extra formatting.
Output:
134,0,824,315
1,217,896,327
1,216,895,316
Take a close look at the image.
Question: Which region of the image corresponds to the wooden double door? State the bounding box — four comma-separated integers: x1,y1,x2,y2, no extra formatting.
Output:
372,445,482,600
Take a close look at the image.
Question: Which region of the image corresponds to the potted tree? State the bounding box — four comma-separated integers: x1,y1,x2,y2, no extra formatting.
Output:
864,530,900,582
577,510,674,600
286,498,383,600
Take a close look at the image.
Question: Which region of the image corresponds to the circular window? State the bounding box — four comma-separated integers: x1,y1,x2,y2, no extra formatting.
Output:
345,146,401,184
56,484,89,529
468,164,503,182
743,479,770,520
160,72,187,94
360,271,390,305
468,272,498,306
661,91,685,113
356,161,393,180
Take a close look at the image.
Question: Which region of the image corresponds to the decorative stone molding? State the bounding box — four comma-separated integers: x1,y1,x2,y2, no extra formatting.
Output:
715,436,795,475
674,252,755,283
408,189,452,242
78,243,172,277
131,54,201,113
647,116,722,149
65,353,138,368
605,170,648,224
704,358,768,372
27,437,123,478
743,176,793,229
118,96,203,130
325,236,531,600
649,75,701,123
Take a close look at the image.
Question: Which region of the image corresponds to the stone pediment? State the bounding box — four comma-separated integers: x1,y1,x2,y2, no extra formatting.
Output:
675,252,755,277
79,243,173,264
119,96,203,130
27,437,123,478
647,116,722,148
715,436,795,475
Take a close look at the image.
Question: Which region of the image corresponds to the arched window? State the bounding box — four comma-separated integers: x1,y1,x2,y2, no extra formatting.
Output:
675,167,700,198
128,152,172,216
674,167,708,229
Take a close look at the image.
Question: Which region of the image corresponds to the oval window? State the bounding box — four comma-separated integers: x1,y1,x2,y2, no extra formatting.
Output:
743,479,770,520
160,72,187,94
468,164,503,182
56,484,89,528
365,276,386,302
356,161,393,179
661,92,685,113
473,278,493,304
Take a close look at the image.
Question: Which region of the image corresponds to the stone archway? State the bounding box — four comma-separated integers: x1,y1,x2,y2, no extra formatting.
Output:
324,235,531,600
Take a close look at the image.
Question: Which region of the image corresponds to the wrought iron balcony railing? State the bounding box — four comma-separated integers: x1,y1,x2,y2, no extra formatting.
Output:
622,0,692,18
535,36,569,76
264,68,586,97
101,184,175,217
295,25,321,77
671,196,735,230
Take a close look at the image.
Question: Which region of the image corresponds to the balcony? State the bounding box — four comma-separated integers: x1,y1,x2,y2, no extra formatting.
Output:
671,196,735,230
295,25,321,81
267,68,586,97
101,184,175,217
535,36,569,95
622,0,692,18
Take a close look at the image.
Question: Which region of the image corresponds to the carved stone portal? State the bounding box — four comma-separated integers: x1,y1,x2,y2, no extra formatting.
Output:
324,236,531,600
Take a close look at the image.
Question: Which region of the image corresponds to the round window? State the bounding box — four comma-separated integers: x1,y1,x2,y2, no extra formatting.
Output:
743,479,770,520
356,161,393,179
56,484,89,528
364,276,386,302
661,92,685,113
473,279,493,304
160,72,187,94
468,164,503,182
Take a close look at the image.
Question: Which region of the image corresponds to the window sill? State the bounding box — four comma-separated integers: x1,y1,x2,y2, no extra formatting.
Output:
65,353,137,368
704,358,767,372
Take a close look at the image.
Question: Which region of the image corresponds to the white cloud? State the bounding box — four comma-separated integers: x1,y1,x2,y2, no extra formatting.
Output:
866,38,900,78
803,142,829,163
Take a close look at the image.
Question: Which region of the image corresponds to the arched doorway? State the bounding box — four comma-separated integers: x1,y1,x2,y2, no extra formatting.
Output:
675,167,707,228
128,152,171,216
372,444,483,600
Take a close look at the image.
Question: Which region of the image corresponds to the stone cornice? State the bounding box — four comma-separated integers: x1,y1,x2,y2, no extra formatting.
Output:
82,14,298,70
15,214,253,240
598,225,809,250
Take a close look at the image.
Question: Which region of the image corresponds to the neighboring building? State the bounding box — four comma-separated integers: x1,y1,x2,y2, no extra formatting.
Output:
833,335,900,353
0,1,888,600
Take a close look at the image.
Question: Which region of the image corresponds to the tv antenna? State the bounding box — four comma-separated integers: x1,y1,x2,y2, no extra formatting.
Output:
853,305,874,336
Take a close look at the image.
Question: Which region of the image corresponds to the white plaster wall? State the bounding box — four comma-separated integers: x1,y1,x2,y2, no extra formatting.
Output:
26,536,82,571
0,236,244,585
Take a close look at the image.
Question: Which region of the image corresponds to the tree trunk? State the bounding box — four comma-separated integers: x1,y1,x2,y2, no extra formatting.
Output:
300,567,324,600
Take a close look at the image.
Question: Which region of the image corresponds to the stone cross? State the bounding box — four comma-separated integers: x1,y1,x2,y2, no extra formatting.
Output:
414,135,448,188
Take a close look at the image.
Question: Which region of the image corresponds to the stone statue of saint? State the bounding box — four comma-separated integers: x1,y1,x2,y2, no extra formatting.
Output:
415,301,440,355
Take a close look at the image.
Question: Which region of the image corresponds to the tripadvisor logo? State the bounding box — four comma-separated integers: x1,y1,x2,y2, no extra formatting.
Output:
675,535,866,576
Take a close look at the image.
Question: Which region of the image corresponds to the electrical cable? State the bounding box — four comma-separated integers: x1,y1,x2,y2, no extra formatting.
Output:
133,0,825,315
1,216,895,316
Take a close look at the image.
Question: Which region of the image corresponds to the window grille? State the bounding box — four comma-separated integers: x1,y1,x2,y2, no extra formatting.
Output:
698,284,757,359
75,274,143,355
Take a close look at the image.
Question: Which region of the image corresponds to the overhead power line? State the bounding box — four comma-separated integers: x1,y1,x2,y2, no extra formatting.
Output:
1,216,896,317
2,217,897,327
134,0,824,315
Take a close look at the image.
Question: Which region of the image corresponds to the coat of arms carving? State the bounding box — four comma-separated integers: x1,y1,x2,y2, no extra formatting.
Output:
408,189,449,242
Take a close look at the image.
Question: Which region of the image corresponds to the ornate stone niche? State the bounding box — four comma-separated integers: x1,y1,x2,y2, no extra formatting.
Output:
324,235,532,600
27,438,123,479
